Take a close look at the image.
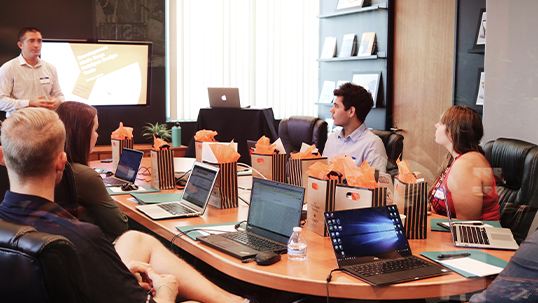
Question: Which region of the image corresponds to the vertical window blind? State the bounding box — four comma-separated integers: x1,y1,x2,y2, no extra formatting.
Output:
166,0,320,120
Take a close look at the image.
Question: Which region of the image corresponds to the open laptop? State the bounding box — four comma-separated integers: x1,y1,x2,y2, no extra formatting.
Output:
197,178,305,260
324,206,450,286
442,179,519,250
208,87,241,108
135,161,219,220
102,148,144,187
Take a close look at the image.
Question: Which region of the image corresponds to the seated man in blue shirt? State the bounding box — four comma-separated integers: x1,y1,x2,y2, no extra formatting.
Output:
0,108,246,303
322,82,388,172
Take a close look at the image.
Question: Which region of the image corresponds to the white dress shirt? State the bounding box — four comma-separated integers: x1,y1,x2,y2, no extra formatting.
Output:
323,123,388,173
0,54,64,116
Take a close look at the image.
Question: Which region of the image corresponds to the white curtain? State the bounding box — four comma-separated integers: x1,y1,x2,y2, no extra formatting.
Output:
166,0,320,120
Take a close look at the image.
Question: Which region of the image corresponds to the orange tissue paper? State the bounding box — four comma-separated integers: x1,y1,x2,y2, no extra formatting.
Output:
209,141,241,163
396,156,421,183
152,134,170,151
344,160,379,189
306,161,333,180
194,130,218,142
290,145,322,159
111,122,133,139
254,136,276,155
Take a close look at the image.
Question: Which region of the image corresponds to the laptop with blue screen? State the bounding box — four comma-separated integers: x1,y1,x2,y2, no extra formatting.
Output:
325,206,450,286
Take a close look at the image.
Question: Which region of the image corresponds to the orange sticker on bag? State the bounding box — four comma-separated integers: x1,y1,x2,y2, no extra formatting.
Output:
396,184,400,192
257,158,265,164
311,183,319,190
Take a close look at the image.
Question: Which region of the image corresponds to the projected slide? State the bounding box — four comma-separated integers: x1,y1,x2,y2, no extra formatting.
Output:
41,42,149,106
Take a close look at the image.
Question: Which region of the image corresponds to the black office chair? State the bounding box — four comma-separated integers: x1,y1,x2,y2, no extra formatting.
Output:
0,219,89,302
278,116,328,155
483,138,538,244
370,129,404,177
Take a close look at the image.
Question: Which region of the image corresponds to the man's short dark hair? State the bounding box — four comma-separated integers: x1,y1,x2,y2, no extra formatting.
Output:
333,82,373,123
18,27,41,42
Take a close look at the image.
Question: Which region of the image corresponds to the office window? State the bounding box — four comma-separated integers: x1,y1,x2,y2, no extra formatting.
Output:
166,0,320,120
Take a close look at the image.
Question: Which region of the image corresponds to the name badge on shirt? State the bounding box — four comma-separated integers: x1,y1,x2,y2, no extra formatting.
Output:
433,187,445,200
40,77,51,85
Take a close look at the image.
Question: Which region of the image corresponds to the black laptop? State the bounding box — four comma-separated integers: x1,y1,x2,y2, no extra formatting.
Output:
102,148,144,187
325,206,451,286
197,177,305,260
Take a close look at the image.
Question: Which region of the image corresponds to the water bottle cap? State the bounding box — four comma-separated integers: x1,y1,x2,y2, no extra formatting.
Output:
293,226,302,232
175,122,181,127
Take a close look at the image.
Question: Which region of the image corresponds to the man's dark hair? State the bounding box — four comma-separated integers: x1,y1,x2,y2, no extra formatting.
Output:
18,27,41,42
333,82,373,123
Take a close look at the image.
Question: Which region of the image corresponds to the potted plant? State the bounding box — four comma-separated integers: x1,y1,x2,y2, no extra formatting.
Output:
142,122,172,142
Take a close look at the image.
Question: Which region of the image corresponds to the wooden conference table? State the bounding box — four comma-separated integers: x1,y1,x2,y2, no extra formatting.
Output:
94,158,515,300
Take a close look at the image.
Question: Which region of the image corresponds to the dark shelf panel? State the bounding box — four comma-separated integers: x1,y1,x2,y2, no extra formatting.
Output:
468,48,485,54
317,2,388,18
317,52,386,62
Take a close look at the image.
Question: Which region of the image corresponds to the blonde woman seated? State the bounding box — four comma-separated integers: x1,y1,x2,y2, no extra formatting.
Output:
429,105,500,221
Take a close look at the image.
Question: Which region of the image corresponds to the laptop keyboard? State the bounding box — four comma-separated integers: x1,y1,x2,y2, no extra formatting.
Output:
157,203,197,215
348,256,432,277
222,231,286,252
459,225,490,245
102,177,127,186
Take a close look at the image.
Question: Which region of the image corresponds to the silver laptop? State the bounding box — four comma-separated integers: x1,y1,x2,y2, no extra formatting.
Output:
443,179,519,250
135,161,219,220
207,87,241,108
102,148,144,187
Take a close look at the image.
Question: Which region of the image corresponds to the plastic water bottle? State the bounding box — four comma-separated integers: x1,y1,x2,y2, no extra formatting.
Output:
287,227,307,261
172,122,181,147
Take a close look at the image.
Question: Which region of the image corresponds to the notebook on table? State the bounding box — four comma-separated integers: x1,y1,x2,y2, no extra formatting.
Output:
197,178,305,260
207,87,241,108
324,206,451,286
102,148,144,187
135,161,219,220
442,180,519,250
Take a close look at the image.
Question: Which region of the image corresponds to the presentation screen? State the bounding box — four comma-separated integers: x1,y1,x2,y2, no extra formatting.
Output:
41,40,151,106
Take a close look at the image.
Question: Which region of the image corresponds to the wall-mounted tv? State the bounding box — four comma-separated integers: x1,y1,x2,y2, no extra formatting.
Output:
41,40,152,106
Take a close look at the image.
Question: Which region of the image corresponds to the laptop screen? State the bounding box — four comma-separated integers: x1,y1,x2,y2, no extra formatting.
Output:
325,206,411,264
181,162,219,208
115,148,144,182
246,178,305,242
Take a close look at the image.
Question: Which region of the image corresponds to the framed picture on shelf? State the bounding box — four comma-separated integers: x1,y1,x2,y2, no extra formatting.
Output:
336,0,365,10
352,71,381,107
473,8,486,50
475,68,485,105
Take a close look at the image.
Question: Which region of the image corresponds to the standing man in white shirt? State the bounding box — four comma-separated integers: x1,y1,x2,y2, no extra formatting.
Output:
0,27,64,117
322,82,388,172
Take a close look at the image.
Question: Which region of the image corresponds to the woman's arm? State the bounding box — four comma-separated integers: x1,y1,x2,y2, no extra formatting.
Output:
447,153,490,220
75,165,129,241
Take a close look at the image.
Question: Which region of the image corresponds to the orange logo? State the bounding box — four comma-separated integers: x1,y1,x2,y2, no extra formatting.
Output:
351,193,360,200
197,145,202,149
312,183,319,190
257,158,265,164
113,142,117,146
396,184,400,192
152,154,156,158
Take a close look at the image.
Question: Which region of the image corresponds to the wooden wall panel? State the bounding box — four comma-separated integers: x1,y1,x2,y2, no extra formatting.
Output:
393,0,455,184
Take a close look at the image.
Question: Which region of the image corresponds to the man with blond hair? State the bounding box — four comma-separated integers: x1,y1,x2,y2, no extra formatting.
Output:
0,108,246,303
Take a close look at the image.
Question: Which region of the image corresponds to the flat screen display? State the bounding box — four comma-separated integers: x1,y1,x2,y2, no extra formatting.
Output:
41,40,151,106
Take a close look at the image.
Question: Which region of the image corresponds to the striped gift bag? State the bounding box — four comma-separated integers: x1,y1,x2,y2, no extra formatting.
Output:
150,147,175,190
287,158,327,188
207,161,238,209
306,175,342,237
393,178,428,239
111,138,133,172
251,153,288,183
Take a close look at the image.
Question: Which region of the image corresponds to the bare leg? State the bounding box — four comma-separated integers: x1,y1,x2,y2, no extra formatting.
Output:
115,231,245,303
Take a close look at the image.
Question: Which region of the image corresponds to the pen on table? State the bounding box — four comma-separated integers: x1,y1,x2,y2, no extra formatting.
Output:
437,253,471,259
